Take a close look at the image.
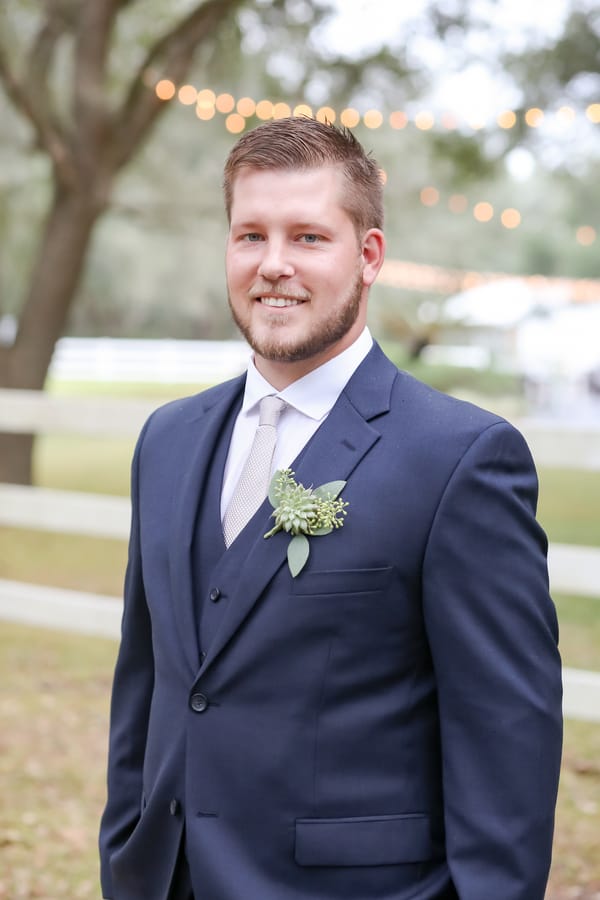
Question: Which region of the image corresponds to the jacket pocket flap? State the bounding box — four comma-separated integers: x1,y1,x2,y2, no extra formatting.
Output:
295,813,436,867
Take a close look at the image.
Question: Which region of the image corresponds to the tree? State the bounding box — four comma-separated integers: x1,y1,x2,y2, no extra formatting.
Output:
0,0,257,482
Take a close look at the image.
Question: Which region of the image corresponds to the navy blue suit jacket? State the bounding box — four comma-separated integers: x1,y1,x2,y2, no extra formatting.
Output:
100,343,562,900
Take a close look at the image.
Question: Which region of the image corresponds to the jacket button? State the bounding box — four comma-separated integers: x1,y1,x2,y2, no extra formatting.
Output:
190,692,209,713
169,798,180,816
209,587,221,603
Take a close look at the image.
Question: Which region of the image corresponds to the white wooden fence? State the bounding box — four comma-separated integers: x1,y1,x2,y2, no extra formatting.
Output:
1,387,599,721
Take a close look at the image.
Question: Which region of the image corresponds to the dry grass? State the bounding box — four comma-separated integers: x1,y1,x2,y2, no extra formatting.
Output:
0,624,116,899
0,622,598,899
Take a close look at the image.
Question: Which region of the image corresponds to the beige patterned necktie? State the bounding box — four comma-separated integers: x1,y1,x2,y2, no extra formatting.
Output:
222,395,286,547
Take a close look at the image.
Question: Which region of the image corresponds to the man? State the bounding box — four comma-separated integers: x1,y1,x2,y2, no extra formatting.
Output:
100,117,562,900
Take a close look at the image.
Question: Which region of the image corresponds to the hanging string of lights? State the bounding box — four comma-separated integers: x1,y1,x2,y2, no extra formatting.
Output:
150,78,600,283
153,78,600,134
151,78,599,249
378,259,600,302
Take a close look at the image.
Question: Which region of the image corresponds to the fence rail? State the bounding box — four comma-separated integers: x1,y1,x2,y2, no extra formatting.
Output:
1,387,599,721
2,386,600,466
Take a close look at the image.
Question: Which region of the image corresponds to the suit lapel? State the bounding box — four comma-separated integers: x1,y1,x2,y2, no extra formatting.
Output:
169,377,244,675
200,344,398,675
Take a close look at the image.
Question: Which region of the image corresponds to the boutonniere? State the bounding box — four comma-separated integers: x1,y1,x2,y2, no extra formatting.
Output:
264,469,349,577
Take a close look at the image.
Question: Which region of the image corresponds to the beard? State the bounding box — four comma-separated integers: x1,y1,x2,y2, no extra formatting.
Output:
228,270,363,363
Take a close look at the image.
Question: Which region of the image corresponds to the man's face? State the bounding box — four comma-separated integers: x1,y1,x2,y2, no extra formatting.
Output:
225,166,383,386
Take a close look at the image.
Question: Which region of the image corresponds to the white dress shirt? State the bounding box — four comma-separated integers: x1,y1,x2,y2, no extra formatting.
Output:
220,328,373,519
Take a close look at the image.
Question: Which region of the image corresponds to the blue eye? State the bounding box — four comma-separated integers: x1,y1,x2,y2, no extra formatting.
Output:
244,233,263,242
301,234,320,243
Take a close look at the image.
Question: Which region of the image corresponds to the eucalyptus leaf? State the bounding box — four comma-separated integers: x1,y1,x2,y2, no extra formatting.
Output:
310,526,333,536
313,480,346,500
288,533,310,577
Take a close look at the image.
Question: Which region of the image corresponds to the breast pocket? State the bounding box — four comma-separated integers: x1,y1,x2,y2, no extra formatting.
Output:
291,566,395,598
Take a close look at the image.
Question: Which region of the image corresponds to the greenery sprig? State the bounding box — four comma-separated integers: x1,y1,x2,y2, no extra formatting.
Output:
264,469,348,577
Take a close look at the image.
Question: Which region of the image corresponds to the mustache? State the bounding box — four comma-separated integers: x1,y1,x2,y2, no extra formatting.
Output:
249,281,311,301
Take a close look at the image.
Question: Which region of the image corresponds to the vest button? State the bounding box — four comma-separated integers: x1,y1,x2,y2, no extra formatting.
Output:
190,692,209,713
209,588,221,603
169,798,181,816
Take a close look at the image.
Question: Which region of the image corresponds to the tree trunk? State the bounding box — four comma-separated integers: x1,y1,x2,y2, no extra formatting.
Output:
0,434,35,485
0,185,102,484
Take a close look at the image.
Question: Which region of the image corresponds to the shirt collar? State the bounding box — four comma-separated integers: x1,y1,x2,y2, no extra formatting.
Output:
241,327,373,421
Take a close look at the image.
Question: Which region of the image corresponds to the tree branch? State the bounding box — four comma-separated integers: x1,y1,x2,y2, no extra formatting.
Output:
0,41,77,188
25,2,74,136
109,0,245,172
73,0,121,158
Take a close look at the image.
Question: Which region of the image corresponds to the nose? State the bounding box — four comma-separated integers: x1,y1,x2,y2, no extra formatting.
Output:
256,239,294,281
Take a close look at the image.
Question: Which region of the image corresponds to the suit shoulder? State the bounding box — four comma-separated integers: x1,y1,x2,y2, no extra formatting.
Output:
140,375,245,439
390,367,513,437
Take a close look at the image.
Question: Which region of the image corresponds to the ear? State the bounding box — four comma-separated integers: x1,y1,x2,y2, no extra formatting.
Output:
360,228,386,287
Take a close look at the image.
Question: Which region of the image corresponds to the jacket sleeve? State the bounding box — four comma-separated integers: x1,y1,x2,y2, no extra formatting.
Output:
99,418,155,899
422,420,562,900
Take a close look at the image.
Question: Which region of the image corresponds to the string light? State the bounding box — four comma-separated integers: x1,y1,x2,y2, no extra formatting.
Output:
576,226,597,246
293,103,313,117
525,107,544,127
586,103,600,123
420,186,439,206
340,108,360,127
473,201,494,222
556,105,576,124
273,102,291,118
154,79,599,137
151,79,598,251
316,106,336,123
389,111,408,129
500,208,521,229
177,84,197,105
236,96,256,117
418,185,597,246
197,88,216,107
196,105,215,121
441,112,458,130
379,259,600,302
497,110,517,129
448,194,468,213
467,116,487,131
364,109,384,129
225,113,245,133
216,93,235,113
414,111,434,130
155,79,176,101
256,99,274,120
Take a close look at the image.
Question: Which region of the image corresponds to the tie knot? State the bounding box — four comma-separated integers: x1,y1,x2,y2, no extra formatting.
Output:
259,395,286,427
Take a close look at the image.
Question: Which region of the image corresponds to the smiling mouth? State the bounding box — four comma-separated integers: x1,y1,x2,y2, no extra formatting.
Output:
257,296,306,308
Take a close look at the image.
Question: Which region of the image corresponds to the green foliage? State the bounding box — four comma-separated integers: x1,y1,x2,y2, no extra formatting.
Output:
503,7,600,106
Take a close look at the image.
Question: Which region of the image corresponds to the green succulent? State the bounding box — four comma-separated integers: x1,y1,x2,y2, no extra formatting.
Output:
264,469,348,577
